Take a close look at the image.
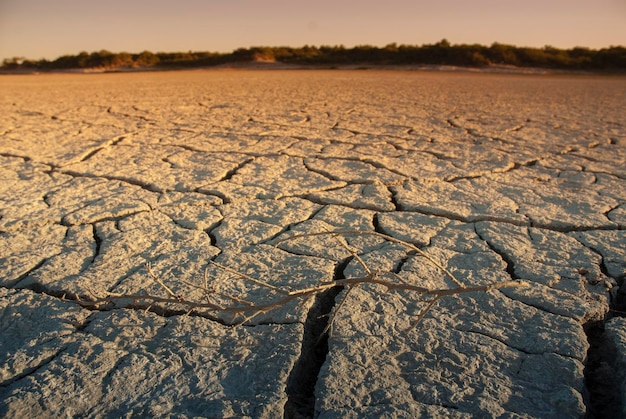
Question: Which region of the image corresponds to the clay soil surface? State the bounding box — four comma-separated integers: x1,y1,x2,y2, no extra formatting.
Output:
1,70,625,418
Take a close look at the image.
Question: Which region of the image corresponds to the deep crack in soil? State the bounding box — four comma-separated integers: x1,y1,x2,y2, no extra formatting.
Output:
583,319,622,418
283,258,349,418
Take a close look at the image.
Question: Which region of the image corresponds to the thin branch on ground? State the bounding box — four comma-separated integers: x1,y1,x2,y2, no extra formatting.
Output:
77,230,528,332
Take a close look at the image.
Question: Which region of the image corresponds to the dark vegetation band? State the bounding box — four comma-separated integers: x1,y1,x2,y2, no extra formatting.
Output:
3,39,626,72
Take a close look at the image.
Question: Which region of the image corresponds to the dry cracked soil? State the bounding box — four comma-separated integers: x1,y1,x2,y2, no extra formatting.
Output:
0,70,625,418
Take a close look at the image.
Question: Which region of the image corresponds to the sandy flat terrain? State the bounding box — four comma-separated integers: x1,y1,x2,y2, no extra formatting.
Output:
1,70,625,417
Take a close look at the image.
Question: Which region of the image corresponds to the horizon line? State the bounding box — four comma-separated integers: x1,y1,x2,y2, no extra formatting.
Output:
5,40,626,62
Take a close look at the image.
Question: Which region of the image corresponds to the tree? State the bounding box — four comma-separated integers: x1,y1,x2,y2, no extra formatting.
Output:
436,38,451,48
135,51,159,67
488,43,519,66
2,57,25,69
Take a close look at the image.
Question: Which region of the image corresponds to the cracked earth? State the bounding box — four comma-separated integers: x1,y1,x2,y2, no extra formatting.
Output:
0,70,625,418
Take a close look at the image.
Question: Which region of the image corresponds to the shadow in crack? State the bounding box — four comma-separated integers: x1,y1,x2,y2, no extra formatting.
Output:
283,258,349,418
583,319,621,419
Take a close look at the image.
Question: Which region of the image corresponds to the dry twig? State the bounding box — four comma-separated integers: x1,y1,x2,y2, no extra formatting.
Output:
78,230,528,332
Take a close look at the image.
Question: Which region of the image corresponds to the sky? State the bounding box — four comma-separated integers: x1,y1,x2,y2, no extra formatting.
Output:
1,0,625,61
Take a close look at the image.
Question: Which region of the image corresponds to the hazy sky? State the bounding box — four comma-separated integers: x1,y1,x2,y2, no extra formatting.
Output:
1,0,625,61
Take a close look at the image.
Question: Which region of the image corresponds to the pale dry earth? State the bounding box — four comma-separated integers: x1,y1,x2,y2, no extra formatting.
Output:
0,70,625,418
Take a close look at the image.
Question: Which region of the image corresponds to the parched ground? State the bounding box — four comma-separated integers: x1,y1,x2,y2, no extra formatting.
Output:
0,70,625,418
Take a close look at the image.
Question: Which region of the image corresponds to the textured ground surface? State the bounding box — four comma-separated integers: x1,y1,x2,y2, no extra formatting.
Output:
0,70,625,418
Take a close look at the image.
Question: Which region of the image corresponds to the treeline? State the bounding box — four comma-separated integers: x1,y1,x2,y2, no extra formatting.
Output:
3,40,626,72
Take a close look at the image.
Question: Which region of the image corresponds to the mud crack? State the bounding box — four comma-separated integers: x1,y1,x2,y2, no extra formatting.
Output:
284,257,349,418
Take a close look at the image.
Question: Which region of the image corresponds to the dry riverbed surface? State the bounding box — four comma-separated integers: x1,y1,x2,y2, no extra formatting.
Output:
0,70,625,418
